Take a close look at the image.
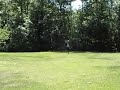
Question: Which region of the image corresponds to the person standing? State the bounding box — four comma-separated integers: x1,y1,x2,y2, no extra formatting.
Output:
65,39,70,54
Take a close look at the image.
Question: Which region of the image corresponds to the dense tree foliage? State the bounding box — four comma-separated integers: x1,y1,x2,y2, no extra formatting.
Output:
0,0,120,52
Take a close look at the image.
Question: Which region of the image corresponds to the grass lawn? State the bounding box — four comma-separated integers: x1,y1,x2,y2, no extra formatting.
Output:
0,52,120,90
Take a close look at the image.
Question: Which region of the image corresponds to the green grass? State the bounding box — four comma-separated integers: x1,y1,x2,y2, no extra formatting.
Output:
0,52,120,90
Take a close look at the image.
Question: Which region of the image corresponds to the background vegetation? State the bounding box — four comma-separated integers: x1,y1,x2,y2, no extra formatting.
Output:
0,0,120,52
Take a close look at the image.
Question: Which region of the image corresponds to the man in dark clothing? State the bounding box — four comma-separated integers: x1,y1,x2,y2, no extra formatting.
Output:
65,40,70,53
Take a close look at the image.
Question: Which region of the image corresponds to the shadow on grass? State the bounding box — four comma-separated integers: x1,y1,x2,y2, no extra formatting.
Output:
95,65,120,70
90,57,115,60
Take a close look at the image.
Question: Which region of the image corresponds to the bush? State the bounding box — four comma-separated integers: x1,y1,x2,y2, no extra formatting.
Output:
0,28,10,51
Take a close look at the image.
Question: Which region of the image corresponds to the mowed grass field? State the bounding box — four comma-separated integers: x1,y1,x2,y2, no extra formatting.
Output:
0,52,120,90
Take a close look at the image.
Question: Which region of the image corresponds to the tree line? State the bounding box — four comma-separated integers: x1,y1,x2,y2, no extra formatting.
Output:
0,0,120,52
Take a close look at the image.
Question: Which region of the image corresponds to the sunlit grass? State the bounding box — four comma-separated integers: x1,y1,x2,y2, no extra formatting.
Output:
0,52,120,90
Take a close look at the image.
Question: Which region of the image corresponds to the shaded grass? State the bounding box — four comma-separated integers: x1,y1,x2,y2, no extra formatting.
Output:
0,52,120,90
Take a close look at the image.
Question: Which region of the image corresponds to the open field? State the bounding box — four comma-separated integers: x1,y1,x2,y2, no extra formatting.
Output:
0,52,120,90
